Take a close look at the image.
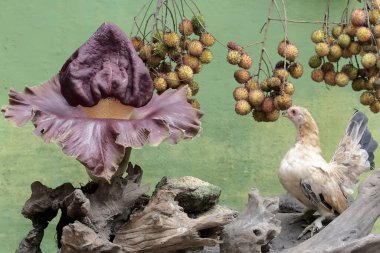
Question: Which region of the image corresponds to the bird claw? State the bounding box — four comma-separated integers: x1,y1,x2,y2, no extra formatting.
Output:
289,210,315,225
297,216,324,240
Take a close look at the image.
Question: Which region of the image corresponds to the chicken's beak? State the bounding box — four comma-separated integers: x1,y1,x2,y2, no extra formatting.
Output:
282,110,288,117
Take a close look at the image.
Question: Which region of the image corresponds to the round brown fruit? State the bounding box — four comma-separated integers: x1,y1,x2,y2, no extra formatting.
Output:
185,86,193,99
253,110,266,122
182,55,200,70
265,110,280,122
248,89,265,106
362,53,377,69
370,101,380,113
179,19,193,36
166,72,181,88
352,78,366,91
342,65,358,80
188,81,199,96
139,44,152,61
350,9,366,26
277,40,287,57
356,27,372,42
341,48,353,59
193,63,202,74
227,50,242,65
337,34,351,48
260,79,270,92
132,36,144,52
147,55,162,68
369,9,380,25
152,42,167,58
267,77,281,90
315,42,330,57
284,44,299,62
348,41,361,55
233,87,249,101
274,68,289,82
366,77,377,90
332,25,344,38
327,54,339,63
311,69,325,82
329,44,343,59
289,62,304,79
335,72,350,87
188,40,204,57
234,69,251,84
311,29,325,43
168,46,181,61
262,97,275,113
376,88,380,100
373,24,380,38
284,82,295,95
177,65,194,82
239,53,253,69
235,100,252,115
199,49,213,64
200,33,215,47
245,79,260,90
360,91,375,105
274,94,292,110
324,71,337,86
227,41,243,51
321,62,335,72
163,32,180,48
309,55,322,68
154,76,167,92
344,24,357,37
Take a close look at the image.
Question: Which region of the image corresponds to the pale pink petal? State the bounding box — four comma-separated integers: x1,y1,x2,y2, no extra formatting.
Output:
2,78,202,181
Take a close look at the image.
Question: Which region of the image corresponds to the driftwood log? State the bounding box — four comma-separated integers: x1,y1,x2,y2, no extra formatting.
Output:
113,176,236,252
17,164,236,253
220,189,281,253
16,166,380,253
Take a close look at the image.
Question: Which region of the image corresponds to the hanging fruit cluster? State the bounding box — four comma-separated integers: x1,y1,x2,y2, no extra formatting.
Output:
227,40,303,122
308,2,380,113
130,1,216,109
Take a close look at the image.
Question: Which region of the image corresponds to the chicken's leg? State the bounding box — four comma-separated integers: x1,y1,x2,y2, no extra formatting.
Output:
297,216,325,239
289,209,315,225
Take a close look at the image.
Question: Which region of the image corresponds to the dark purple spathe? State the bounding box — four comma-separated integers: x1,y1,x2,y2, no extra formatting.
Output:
60,22,154,108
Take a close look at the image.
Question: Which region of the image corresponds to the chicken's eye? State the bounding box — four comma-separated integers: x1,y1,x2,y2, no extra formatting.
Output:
291,109,297,115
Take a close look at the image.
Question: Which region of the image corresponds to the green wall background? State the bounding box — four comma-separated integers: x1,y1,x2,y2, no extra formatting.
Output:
0,0,379,252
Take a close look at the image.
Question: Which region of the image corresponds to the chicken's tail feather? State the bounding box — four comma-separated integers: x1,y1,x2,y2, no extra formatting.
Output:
346,111,378,169
330,111,378,196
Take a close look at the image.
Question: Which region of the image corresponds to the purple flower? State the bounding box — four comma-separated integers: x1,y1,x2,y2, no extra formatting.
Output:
2,23,202,182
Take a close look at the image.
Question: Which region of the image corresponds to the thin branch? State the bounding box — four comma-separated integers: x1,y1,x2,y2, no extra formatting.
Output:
281,0,288,70
256,0,275,81
243,41,264,49
273,0,286,32
268,18,344,25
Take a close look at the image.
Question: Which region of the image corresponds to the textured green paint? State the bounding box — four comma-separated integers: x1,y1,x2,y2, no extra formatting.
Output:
0,0,379,252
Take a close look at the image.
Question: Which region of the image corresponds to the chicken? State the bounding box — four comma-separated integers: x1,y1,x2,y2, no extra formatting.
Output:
279,106,378,238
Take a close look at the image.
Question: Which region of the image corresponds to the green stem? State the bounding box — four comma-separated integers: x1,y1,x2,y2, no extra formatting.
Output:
113,147,132,179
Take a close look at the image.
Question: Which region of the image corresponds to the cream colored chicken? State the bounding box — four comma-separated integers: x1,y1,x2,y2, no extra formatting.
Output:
279,106,377,238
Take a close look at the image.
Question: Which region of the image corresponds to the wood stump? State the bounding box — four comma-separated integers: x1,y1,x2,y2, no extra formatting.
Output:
15,165,380,253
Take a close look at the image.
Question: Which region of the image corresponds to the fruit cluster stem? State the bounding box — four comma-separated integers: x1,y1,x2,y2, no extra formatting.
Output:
256,0,275,80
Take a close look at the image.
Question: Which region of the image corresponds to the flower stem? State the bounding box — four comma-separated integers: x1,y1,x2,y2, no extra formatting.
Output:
113,147,132,179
